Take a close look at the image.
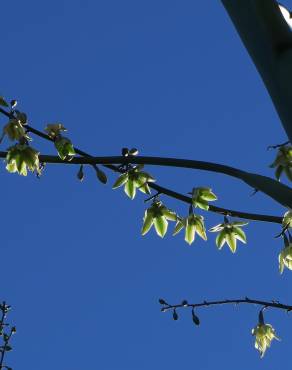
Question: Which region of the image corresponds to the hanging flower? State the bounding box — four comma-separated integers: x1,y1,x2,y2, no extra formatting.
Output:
173,214,207,245
113,165,155,200
190,187,217,210
6,144,40,176
270,145,292,181
252,323,280,358
279,243,292,274
141,200,176,238
209,220,247,253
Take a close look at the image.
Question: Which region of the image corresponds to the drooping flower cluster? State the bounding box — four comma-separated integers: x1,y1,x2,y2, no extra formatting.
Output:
209,220,247,253
279,242,292,274
141,200,177,238
190,187,217,210
270,145,292,181
252,323,280,358
113,165,155,199
6,144,40,176
45,123,75,160
173,214,207,245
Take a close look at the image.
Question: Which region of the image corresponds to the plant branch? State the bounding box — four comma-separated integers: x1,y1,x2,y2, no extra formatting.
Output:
160,297,292,313
0,150,282,223
0,302,14,370
0,108,285,223
0,305,6,370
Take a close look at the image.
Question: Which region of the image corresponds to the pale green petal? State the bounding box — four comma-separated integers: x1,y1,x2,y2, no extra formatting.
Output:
232,221,248,227
141,209,154,235
283,210,292,228
173,220,185,236
138,183,151,195
233,227,247,243
209,223,224,232
185,223,195,245
138,171,156,183
195,218,207,240
6,162,17,173
200,190,217,201
124,179,136,199
216,230,226,249
225,232,237,253
154,216,168,238
193,200,209,210
112,173,129,189
161,208,177,221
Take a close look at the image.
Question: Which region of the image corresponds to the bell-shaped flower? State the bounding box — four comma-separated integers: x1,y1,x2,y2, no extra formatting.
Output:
270,145,292,181
190,187,217,210
209,220,247,253
279,243,292,274
2,118,30,143
282,210,292,229
54,136,75,161
44,123,67,139
113,165,155,200
141,200,176,238
6,144,40,176
252,323,280,358
173,214,207,245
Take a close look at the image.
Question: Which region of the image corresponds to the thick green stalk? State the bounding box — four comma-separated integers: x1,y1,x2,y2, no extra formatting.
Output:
222,0,292,143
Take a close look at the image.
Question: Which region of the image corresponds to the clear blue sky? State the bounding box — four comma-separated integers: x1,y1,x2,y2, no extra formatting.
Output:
0,1,292,369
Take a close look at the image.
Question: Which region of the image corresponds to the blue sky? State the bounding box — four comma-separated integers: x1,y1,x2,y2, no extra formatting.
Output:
0,0,292,369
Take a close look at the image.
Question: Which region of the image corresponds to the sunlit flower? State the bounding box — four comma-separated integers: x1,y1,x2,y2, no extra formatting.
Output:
252,323,280,358
279,243,292,274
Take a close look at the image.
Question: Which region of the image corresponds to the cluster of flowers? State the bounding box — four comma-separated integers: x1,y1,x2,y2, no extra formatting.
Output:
113,170,249,249
0,96,76,176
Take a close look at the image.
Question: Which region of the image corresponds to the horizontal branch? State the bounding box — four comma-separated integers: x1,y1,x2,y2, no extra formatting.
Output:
0,150,283,223
160,297,292,312
0,108,284,223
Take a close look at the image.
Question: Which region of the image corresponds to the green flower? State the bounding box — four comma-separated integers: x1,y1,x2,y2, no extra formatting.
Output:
6,144,40,176
270,145,292,181
141,200,176,238
279,243,292,274
282,210,292,229
44,123,67,139
2,118,30,142
54,136,75,160
190,187,217,210
173,214,207,245
252,323,280,358
209,220,247,253
113,165,155,200
44,124,75,160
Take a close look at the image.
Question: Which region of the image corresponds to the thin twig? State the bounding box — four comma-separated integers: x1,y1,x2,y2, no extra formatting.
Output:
160,297,292,312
